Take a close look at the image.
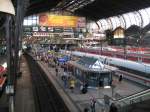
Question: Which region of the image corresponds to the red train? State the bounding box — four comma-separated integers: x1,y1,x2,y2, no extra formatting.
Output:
76,47,150,64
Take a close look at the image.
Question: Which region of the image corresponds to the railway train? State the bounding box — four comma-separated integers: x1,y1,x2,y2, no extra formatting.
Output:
76,48,150,64
70,51,150,76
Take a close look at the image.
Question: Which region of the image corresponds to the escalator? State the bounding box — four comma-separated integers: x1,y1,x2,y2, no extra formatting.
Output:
114,89,150,112
128,99,150,112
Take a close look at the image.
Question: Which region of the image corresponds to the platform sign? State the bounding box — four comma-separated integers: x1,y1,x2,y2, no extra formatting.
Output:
24,26,32,32
47,27,54,32
39,26,47,32
24,32,32,36
32,26,39,32
53,27,63,33
63,28,73,32
33,32,50,37
6,85,14,95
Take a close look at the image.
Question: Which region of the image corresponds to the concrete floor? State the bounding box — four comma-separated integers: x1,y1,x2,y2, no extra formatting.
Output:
15,56,35,112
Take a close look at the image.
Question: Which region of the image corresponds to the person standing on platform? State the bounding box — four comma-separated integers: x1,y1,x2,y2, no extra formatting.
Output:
90,97,96,112
118,74,123,82
55,67,58,76
70,78,75,93
63,75,67,88
53,58,57,66
61,71,68,88
109,103,118,112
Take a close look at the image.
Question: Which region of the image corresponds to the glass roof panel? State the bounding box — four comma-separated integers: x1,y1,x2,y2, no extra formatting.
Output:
97,7,150,31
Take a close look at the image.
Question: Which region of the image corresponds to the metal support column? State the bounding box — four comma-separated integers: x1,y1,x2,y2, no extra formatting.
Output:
123,38,127,59
5,14,15,112
14,0,24,79
5,0,25,111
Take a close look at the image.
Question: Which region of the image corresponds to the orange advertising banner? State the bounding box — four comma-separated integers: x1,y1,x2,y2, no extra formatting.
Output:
39,13,85,27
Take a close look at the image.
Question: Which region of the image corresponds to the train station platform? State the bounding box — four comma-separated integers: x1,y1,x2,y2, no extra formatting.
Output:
15,56,35,112
31,54,148,112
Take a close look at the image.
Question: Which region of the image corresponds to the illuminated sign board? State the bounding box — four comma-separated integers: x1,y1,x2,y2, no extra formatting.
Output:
53,27,63,33
113,27,125,39
63,28,73,32
39,13,86,27
47,27,54,32
39,26,47,32
24,27,32,32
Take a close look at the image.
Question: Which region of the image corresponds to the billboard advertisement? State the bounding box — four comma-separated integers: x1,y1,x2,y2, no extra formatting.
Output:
39,13,86,27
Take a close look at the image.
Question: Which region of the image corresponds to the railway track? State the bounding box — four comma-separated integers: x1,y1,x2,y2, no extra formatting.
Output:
25,54,70,112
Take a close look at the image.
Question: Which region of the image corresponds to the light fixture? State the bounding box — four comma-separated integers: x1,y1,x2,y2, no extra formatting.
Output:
0,0,15,15
104,86,111,89
2,62,7,69
113,27,125,39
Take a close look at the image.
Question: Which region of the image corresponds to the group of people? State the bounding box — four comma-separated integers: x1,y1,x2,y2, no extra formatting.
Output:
55,65,76,92
61,71,76,92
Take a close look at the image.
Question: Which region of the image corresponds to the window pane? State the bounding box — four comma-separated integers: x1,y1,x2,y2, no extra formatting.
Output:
32,20,37,25
23,20,28,26
139,9,150,27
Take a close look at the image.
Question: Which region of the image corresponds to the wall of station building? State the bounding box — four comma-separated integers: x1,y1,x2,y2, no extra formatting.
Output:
23,7,150,46
23,11,87,38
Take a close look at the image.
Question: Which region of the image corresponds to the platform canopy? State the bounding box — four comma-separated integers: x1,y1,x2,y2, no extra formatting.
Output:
77,56,105,70
69,57,117,73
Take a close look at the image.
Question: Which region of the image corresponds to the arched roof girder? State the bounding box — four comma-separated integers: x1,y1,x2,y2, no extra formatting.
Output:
97,7,150,32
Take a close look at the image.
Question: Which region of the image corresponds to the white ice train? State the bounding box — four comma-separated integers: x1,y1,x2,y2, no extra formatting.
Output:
71,51,150,74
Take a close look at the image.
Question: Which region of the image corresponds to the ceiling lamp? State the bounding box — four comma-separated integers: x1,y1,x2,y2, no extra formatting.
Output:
0,0,15,15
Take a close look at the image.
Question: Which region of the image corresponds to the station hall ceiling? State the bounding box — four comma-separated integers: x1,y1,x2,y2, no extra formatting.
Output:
25,0,150,21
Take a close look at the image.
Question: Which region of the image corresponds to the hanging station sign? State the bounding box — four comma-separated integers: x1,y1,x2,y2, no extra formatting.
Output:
32,26,39,32
33,32,50,37
63,28,73,32
24,27,32,32
39,26,47,32
53,27,63,33
47,27,54,32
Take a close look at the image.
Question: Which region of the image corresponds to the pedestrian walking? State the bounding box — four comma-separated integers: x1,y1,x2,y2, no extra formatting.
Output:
55,67,58,76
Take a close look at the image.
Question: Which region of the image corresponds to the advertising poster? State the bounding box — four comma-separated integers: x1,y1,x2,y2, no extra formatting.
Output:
39,13,86,27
